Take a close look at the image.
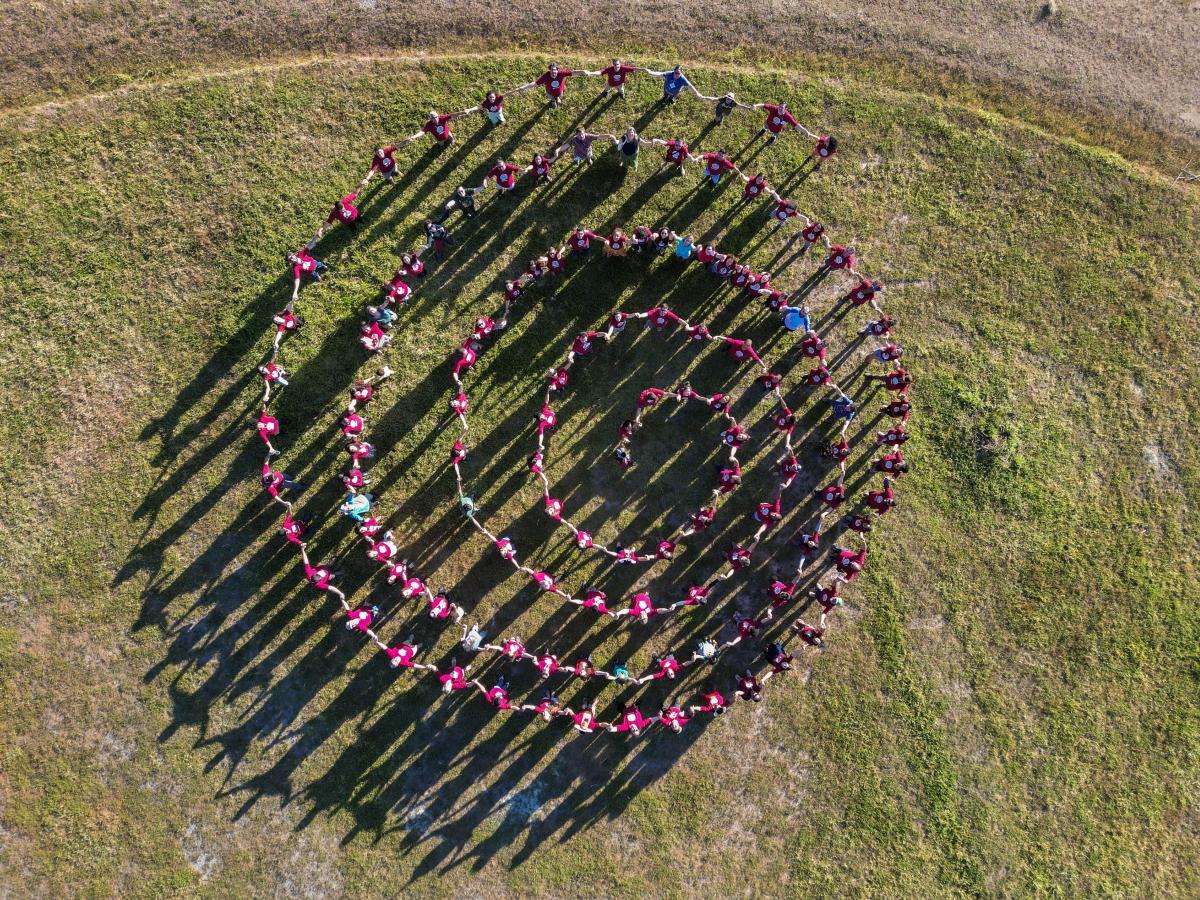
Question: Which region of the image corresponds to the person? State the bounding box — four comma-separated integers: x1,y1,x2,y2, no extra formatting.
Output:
338,491,373,523
735,670,763,702
613,704,652,735
659,704,690,733
572,699,601,733
479,85,532,125
261,461,303,504
272,304,304,351
793,620,826,649
817,482,847,509
299,547,344,600
615,127,649,169
833,545,867,582
428,591,465,622
279,510,307,546
460,622,487,652
866,478,896,515
559,127,614,166
529,63,591,107
524,691,564,721
771,197,800,230
259,362,289,403
646,654,681,682
382,637,421,669
530,151,556,183
743,172,768,200
604,228,629,257
876,450,909,476
323,191,361,234
700,149,737,186
435,184,484,223
674,233,696,259
438,660,471,693
844,277,883,307
407,109,466,147
256,409,280,456
691,638,718,664
699,90,753,124
480,676,512,710
781,303,811,333
866,367,913,393
423,220,454,260
599,58,638,97
654,136,694,176
691,686,727,715
812,135,839,168
287,248,325,303
344,604,377,634
755,100,810,145
568,225,601,254
863,315,897,338
484,157,523,194
368,144,400,184
646,65,700,103
764,641,794,674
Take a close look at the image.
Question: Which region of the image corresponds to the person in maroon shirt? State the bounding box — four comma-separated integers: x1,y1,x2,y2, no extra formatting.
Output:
483,158,524,194
599,58,638,98
700,149,737,186
755,101,813,146
407,109,469,146
322,191,361,235
654,137,695,176
369,145,400,184
521,63,596,108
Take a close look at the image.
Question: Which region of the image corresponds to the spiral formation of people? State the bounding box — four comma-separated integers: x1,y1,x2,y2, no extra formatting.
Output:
255,60,909,741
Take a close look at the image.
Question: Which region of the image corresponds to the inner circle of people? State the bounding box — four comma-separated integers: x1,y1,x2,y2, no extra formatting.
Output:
260,59,911,739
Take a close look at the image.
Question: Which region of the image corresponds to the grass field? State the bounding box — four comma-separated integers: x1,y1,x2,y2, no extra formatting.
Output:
1,52,1199,898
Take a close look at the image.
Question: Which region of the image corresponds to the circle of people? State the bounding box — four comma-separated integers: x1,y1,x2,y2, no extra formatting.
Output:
254,59,913,736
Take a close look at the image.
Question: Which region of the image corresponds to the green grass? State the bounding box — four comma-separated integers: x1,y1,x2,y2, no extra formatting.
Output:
0,55,1198,897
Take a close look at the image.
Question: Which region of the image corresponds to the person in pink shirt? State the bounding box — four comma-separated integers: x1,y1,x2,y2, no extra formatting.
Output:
598,58,638,98
256,409,280,456
286,249,325,301
522,62,596,108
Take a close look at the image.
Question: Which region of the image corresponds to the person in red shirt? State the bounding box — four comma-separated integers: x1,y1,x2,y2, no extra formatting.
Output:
755,101,811,145
792,621,827,649
261,461,303,506
770,197,801,230
655,137,694,176
883,396,912,422
863,315,896,338
844,277,882,308
865,478,896,514
438,660,472,693
824,244,855,273
530,151,556,183
743,172,768,200
377,636,422,670
369,145,400,184
691,686,728,715
812,583,843,626
833,545,867,582
700,149,737,185
876,450,909,476
599,58,638,97
659,704,691,733
866,367,913,393
525,63,593,108
603,228,629,257
407,109,468,146
568,225,601,254
256,409,280,456
279,511,307,546
812,135,839,167
322,191,361,234
483,158,523,194
735,671,763,702
287,249,325,301
612,705,652,735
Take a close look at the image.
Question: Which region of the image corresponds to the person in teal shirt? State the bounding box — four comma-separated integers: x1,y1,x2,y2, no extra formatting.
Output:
675,234,696,259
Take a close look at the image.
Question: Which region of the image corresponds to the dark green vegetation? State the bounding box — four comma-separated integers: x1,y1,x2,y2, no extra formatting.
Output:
0,55,1197,897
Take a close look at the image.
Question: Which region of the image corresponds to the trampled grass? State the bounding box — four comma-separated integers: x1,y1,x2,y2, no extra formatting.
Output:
0,55,1197,897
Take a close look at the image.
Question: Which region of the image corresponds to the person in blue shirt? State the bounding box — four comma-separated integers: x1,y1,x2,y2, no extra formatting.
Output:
675,234,696,259
781,304,811,332
648,65,701,104
830,393,857,422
